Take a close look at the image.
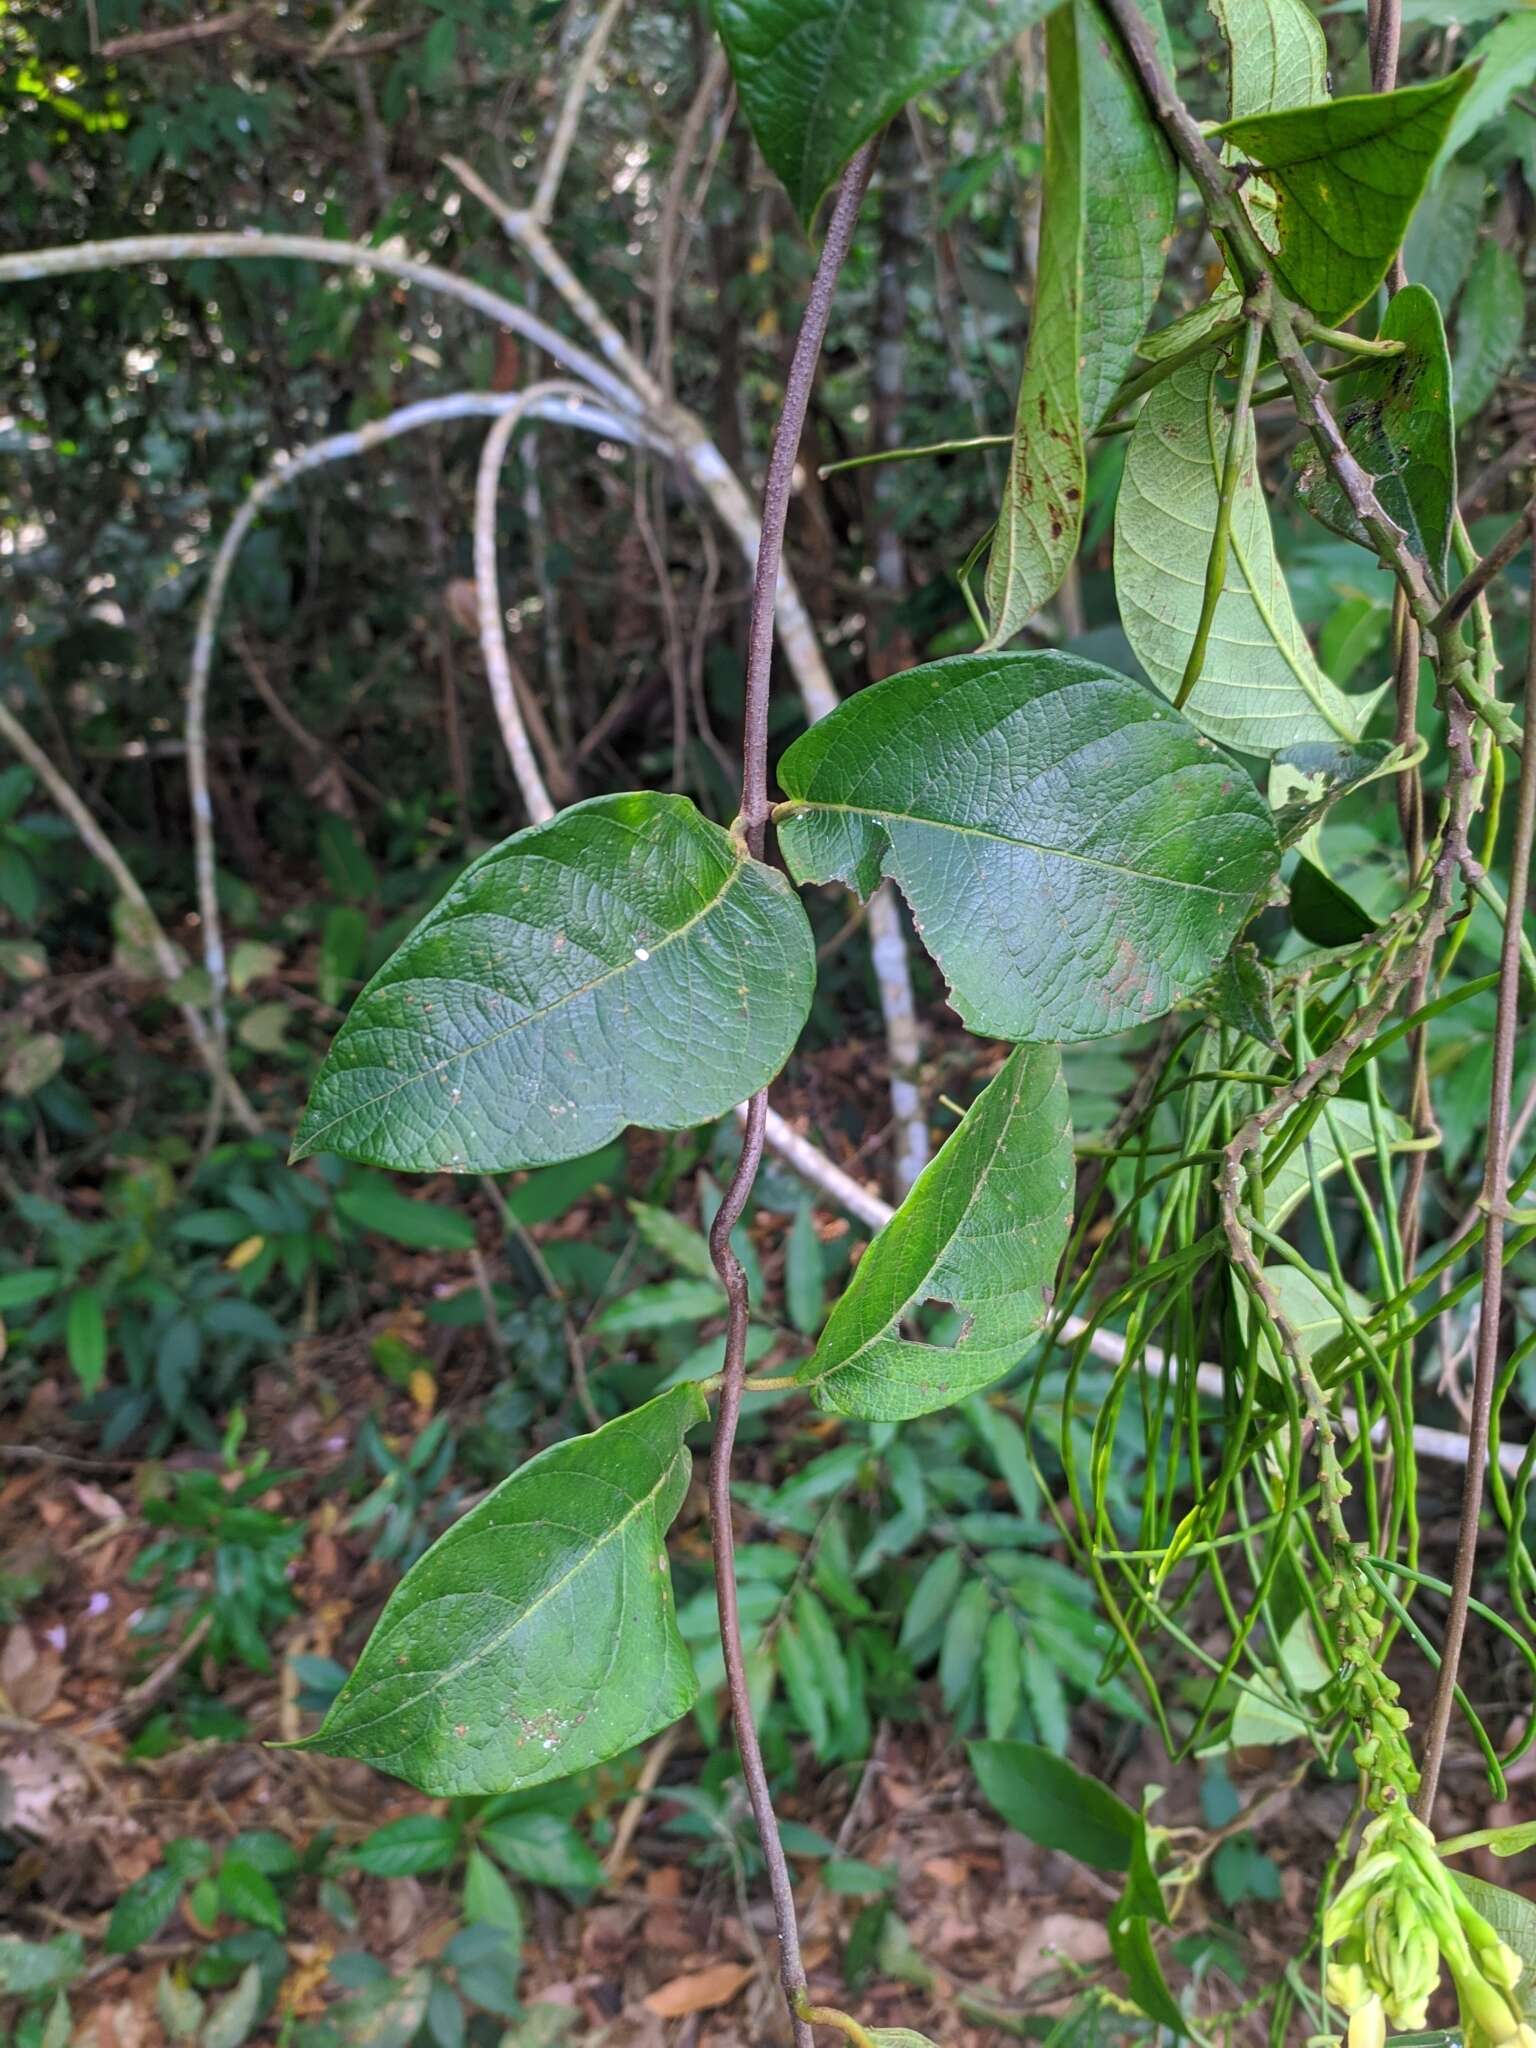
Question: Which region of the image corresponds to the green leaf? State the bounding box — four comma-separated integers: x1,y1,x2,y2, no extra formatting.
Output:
293,793,814,1173
4,1031,64,1097
1108,1913,1186,2033
982,1611,1023,1740
1440,1820,1536,1860
969,1738,1142,1871
1454,240,1524,426
1292,285,1455,588
463,1849,525,1937
901,1550,964,1650
1268,738,1401,845
1117,358,1386,757
1215,72,1477,322
1452,1876,1536,2005
985,1,1175,640
785,1201,825,1336
1242,1263,1373,1367
1263,1097,1413,1229
868,2034,943,2048
712,0,1054,224
628,1199,718,1281
1436,10,1536,171
288,1385,707,1795
776,650,1278,1042
1210,0,1327,117
1404,158,1484,309
216,1860,285,1935
939,1578,992,1710
1290,856,1377,947
66,1287,108,1395
481,1812,603,1891
793,1048,1071,1420
201,1962,263,2048
105,1865,184,1954
1205,944,1278,1045
0,1268,60,1311
325,1969,433,2048
335,1177,477,1252
349,1815,462,1877
591,1278,725,1336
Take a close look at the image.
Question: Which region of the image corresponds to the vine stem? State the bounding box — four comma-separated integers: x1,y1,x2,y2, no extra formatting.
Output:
1416,511,1536,1820
708,141,879,2048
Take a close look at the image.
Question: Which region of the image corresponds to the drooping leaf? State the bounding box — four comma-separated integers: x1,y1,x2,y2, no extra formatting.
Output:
969,1738,1144,1872
1453,240,1525,426
293,793,814,1173
1435,11,1536,173
1290,856,1377,947
1210,0,1327,117
1404,158,1485,309
793,1047,1071,1420
1116,359,1387,757
287,1385,707,1794
712,0,1054,224
1108,1911,1187,2034
984,8,1084,645
1215,72,1478,322
775,651,1278,1043
1293,285,1455,588
1268,738,1402,844
985,0,1176,640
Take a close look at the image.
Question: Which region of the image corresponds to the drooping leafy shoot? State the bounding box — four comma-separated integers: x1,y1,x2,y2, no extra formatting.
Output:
795,1046,1072,1420
1215,72,1478,322
292,793,814,1173
286,1385,707,1795
1116,359,1388,756
774,649,1279,1042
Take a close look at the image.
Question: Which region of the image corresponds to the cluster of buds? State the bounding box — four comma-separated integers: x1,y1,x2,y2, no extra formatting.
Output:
1325,1808,1533,2048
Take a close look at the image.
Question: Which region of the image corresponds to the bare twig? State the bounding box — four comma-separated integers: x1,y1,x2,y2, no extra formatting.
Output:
100,5,266,57
1416,513,1536,1820
1435,503,1535,631
709,141,879,2048
532,0,627,223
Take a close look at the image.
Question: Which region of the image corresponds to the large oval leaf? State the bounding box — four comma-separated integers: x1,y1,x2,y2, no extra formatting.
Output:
1210,0,1327,118
1116,359,1387,758
292,793,814,1172
287,1385,707,1795
794,1046,1072,1420
713,0,1054,225
1215,71,1477,323
774,650,1278,1043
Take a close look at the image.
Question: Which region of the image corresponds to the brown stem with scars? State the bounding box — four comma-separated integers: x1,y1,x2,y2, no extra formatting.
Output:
707,142,879,2048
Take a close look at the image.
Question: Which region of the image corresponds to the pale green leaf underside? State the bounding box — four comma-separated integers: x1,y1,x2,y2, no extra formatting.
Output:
775,650,1279,1044
712,0,1054,223
289,1385,707,1795
292,793,814,1174
1435,11,1536,175
1216,71,1477,323
796,1046,1073,1420
1264,1097,1414,1230
1453,239,1525,427
1116,360,1387,758
1210,0,1327,120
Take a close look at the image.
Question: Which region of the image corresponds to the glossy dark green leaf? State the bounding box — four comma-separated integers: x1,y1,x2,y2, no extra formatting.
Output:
712,0,1054,224
293,794,814,1173
481,1812,603,1891
1216,72,1477,322
775,651,1279,1043
335,1177,477,1252
794,1047,1072,1420
1290,857,1377,947
288,1385,707,1794
1117,359,1389,756
349,1815,462,1877
216,1860,285,1936
970,1738,1142,1872
985,1,1175,641
1108,1913,1186,2034
1293,285,1455,587
105,1865,185,1954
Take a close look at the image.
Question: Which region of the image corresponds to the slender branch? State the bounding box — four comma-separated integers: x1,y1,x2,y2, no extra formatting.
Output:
1434,502,1535,631
0,235,639,415
532,0,627,223
708,141,878,2048
1175,309,1264,710
0,701,261,1133
1416,512,1536,1819
473,384,605,824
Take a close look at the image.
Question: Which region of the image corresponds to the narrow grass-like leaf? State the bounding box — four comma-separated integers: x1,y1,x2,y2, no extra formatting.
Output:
794,1047,1072,1420
712,0,1054,225
775,650,1278,1043
1216,72,1477,322
1293,284,1455,589
293,793,813,1173
1116,359,1387,757
286,1384,707,1795
1453,240,1524,426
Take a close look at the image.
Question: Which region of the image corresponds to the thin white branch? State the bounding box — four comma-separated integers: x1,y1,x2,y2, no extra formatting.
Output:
0,235,641,415
532,0,627,224
750,1106,1526,1479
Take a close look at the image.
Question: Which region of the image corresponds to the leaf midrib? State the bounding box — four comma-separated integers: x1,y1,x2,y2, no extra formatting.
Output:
781,799,1239,897
298,851,753,1149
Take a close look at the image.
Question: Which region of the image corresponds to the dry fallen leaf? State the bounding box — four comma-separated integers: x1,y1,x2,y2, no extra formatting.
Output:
642,1961,754,2018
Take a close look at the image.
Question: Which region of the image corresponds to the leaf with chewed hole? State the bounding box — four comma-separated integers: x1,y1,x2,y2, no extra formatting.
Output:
794,1047,1072,1420
293,793,814,1173
285,1385,706,1794
775,650,1278,1043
